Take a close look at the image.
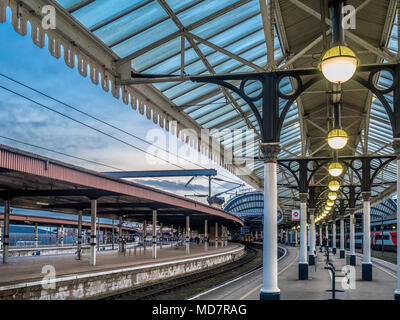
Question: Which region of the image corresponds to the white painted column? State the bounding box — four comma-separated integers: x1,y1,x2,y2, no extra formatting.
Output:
319,224,323,246
362,192,372,281
56,227,59,246
350,212,356,255
332,220,336,254
298,193,308,280
204,219,208,252
2,201,10,264
77,211,82,259
395,154,400,299
160,222,163,249
60,224,64,247
143,220,147,252
34,223,38,247
309,213,315,265
118,217,123,253
260,156,280,299
325,224,329,248
152,210,157,259
340,218,345,258
186,215,190,255
220,225,224,247
90,199,97,266
215,222,218,249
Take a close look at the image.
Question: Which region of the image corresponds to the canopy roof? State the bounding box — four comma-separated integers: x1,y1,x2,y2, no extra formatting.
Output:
1,0,398,221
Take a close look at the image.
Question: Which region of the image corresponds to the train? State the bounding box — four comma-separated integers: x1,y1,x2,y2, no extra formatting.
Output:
353,217,397,251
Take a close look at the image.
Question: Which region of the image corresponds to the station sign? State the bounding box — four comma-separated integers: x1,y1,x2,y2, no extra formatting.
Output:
292,209,300,221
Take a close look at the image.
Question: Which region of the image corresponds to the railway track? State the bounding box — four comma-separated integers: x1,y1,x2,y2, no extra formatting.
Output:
98,244,261,300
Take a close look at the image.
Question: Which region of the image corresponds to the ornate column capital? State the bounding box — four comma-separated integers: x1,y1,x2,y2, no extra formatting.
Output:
392,138,400,156
299,193,308,203
362,191,371,201
260,143,281,162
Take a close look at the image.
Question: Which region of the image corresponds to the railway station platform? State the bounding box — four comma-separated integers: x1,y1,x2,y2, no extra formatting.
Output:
0,242,244,300
193,246,397,300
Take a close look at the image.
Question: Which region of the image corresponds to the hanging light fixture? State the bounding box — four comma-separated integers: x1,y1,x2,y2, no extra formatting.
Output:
328,180,340,191
328,191,338,201
320,46,358,84
327,103,348,150
327,200,335,207
328,162,343,177
319,0,358,84
325,205,332,211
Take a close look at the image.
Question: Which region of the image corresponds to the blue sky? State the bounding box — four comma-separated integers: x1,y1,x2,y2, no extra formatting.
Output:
0,12,249,203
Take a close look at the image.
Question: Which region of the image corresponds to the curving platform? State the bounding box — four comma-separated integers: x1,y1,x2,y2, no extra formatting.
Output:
0,243,244,300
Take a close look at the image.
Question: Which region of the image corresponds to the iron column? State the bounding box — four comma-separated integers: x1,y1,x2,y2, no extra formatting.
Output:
362,191,372,281
90,199,97,266
260,143,281,300
2,200,10,264
340,218,345,258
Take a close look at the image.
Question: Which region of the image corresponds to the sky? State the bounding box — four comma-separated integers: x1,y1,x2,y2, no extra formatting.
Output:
0,9,251,209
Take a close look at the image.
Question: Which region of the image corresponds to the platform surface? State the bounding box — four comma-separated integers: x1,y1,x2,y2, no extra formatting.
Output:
194,246,398,300
0,243,239,286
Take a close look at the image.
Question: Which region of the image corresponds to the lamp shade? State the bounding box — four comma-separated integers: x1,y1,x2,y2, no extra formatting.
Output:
327,200,335,207
328,180,340,191
325,205,332,211
328,192,338,201
320,46,358,84
327,128,348,150
328,162,343,177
